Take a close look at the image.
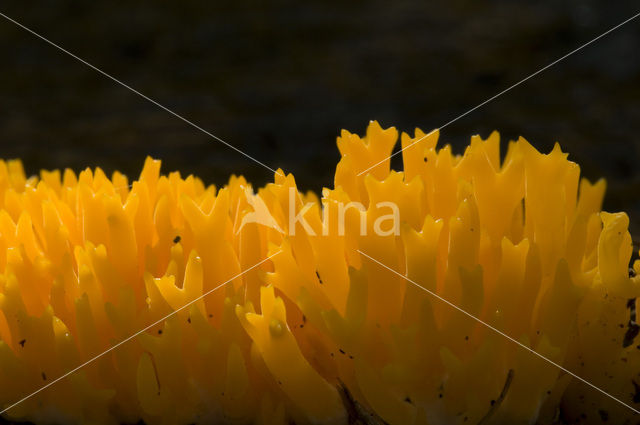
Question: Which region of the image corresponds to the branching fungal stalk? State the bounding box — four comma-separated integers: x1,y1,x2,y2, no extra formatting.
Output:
0,122,639,424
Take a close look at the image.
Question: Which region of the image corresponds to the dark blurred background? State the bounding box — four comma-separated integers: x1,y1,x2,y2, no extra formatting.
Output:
0,0,639,232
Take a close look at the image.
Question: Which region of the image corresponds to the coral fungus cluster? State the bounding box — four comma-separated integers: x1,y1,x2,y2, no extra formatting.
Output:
1,122,639,424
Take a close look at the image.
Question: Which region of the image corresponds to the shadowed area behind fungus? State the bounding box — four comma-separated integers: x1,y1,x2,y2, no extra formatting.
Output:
0,0,639,233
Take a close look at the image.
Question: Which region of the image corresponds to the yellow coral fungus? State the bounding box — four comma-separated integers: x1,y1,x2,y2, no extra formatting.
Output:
1,121,640,424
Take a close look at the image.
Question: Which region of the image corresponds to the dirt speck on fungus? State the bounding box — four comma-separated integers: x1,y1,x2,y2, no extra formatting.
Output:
338,380,386,424
623,298,639,348
598,409,609,421
478,369,514,425
632,380,640,403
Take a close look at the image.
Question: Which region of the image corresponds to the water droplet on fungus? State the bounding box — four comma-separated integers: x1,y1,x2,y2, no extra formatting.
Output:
269,318,284,337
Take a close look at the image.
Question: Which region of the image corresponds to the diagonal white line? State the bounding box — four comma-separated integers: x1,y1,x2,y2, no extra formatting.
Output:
0,251,281,415
0,11,283,177
357,10,640,177
357,249,640,415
